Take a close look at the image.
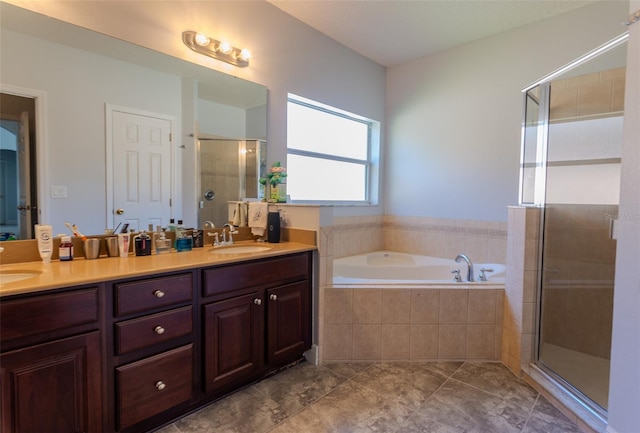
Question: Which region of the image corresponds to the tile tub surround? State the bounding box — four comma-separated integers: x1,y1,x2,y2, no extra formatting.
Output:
318,214,507,364
383,215,508,265
323,287,504,362
156,361,583,433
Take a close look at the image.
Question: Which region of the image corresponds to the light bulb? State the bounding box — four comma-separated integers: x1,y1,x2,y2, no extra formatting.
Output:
238,48,251,62
194,33,210,47
218,41,232,54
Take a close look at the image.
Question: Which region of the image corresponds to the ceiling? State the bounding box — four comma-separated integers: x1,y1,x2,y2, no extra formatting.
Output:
266,0,599,66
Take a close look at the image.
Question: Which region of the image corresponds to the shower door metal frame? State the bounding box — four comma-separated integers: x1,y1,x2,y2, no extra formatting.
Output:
519,32,629,422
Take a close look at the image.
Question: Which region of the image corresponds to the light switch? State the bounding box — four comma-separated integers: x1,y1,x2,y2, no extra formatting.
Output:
51,185,68,198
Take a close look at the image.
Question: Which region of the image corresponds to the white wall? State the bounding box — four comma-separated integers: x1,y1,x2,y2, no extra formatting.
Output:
0,28,182,235
197,99,246,138
6,0,387,221
607,2,640,432
386,1,629,222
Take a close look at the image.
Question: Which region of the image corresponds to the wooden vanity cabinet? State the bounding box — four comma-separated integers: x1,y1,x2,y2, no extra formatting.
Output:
107,272,196,433
0,286,103,433
1,248,314,433
202,252,312,395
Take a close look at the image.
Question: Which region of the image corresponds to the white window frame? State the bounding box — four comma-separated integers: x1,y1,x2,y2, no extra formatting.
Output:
286,94,380,204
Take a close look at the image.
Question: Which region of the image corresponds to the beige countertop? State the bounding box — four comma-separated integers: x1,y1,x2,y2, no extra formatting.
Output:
0,241,316,297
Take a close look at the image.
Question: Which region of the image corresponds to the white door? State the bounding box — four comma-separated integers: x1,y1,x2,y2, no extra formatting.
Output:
110,108,173,232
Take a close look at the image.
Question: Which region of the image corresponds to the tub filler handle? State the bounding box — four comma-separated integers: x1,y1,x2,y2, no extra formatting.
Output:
451,269,462,282
479,268,494,281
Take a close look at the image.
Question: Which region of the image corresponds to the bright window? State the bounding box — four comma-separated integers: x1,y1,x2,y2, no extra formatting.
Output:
286,94,379,203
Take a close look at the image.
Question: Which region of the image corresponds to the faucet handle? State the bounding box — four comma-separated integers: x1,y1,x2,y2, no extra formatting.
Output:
479,268,494,281
451,269,462,282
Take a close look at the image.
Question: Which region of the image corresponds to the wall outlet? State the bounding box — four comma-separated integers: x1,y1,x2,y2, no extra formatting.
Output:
50,185,68,198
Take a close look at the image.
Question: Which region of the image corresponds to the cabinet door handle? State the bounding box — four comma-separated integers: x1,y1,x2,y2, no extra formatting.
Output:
253,298,262,305
154,326,165,335
269,294,278,301
153,290,165,298
155,381,166,391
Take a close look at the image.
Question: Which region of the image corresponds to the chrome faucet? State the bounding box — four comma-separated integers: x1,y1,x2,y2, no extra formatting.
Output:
203,221,215,229
455,254,474,282
222,223,238,245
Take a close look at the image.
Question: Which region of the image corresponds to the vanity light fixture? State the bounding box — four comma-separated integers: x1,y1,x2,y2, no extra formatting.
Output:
182,30,251,67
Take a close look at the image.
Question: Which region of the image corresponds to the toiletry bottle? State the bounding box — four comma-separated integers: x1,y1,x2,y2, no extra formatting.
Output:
168,218,176,232
59,236,74,261
35,224,53,263
175,221,192,252
174,219,184,245
134,230,152,256
155,229,171,254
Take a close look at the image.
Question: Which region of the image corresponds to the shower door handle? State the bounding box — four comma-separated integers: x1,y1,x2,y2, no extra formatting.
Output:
609,218,618,240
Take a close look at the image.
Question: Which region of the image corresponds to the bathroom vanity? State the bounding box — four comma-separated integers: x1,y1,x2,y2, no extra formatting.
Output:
0,243,314,433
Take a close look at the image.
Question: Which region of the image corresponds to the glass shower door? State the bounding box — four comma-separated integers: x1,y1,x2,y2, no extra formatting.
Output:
520,35,627,415
539,66,624,411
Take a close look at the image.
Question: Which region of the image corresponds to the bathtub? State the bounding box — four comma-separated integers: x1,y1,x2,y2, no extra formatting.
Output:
333,250,505,287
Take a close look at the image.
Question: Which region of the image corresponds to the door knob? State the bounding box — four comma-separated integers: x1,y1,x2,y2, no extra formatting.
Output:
269,294,278,301
115,208,125,215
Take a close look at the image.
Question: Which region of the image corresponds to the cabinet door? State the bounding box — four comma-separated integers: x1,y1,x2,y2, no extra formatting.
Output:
266,281,311,366
0,332,102,433
203,292,263,393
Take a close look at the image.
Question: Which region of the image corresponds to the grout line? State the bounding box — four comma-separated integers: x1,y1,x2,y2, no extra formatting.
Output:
520,393,541,433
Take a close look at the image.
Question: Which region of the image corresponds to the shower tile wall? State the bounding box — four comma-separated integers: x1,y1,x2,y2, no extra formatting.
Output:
503,206,540,375
199,141,240,226
541,204,616,359
549,67,625,119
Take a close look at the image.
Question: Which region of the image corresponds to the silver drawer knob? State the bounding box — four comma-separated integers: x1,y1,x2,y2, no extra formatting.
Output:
153,290,165,298
254,298,262,305
155,381,166,391
154,326,165,335
269,294,278,301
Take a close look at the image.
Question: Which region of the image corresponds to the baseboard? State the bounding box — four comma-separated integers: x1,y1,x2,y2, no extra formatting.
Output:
304,344,319,365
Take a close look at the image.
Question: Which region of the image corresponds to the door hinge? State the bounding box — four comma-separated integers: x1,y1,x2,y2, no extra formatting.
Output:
169,198,172,207
169,132,172,142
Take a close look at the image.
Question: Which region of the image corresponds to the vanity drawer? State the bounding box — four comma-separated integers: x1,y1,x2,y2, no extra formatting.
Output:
115,273,193,317
117,344,193,429
1,288,99,343
115,306,193,355
203,253,310,298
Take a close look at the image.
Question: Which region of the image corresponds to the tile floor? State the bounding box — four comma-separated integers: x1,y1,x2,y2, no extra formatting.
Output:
156,361,583,433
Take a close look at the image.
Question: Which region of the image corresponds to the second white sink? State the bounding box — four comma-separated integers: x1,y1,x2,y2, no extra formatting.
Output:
0,270,41,284
209,245,272,255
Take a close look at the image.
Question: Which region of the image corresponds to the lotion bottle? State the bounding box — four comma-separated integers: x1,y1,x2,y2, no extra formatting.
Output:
35,224,53,263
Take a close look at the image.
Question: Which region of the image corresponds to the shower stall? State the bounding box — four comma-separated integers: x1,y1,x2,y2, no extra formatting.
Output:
197,138,266,228
520,34,627,417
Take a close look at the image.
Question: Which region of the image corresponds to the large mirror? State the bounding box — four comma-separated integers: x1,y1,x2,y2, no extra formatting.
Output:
0,3,267,239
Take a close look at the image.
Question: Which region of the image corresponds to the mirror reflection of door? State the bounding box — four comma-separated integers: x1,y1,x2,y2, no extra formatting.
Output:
0,92,37,239
109,106,174,232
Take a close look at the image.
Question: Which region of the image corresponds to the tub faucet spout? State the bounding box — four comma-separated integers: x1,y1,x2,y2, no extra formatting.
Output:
455,254,474,282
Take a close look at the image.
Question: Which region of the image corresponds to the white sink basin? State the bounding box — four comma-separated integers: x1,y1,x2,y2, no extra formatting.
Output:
0,270,41,284
209,245,272,255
